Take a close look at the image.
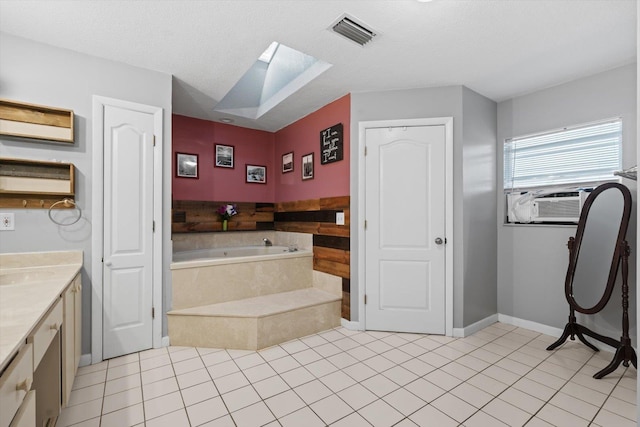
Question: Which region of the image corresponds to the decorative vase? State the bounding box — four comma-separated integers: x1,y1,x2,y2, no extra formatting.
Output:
222,220,228,231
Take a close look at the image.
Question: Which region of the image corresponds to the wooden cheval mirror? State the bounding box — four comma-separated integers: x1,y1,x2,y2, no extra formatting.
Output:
547,182,637,379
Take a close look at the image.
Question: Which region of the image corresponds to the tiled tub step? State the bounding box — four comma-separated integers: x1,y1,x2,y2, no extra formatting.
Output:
167,289,341,350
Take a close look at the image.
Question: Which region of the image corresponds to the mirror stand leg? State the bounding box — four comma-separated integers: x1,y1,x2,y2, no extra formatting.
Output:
593,339,637,379
547,312,599,352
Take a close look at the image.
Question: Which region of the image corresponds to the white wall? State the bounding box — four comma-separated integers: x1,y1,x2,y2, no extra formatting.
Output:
0,33,173,354
350,86,497,328
497,64,637,340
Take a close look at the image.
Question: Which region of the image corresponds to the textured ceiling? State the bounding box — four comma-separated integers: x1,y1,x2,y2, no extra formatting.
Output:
0,0,636,132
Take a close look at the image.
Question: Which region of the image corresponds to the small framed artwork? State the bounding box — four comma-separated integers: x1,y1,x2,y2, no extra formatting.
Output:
246,164,267,184
215,144,234,168
302,153,314,180
176,152,198,178
282,151,294,173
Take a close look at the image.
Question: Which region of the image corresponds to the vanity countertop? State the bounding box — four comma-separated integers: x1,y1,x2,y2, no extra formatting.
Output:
0,251,82,372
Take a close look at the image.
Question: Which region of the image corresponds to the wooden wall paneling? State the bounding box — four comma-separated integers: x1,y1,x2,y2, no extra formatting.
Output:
172,200,274,233
313,247,350,264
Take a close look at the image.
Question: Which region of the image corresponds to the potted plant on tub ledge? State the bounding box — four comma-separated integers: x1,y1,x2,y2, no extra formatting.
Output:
217,204,238,231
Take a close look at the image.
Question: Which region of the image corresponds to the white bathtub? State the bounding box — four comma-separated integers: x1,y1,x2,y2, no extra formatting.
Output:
171,245,310,269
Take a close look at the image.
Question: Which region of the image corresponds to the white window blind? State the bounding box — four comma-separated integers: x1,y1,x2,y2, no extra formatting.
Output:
504,119,622,191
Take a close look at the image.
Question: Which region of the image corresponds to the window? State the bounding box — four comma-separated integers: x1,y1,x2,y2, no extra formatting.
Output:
504,119,622,191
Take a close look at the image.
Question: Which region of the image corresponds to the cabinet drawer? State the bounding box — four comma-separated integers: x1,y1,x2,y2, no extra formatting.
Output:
9,390,35,427
28,298,62,369
0,344,33,427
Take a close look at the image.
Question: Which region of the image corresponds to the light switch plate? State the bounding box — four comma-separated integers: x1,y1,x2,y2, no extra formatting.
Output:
336,211,345,226
0,213,15,230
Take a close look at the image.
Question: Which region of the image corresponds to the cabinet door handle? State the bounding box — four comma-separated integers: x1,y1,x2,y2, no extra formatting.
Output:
16,377,32,392
50,322,59,331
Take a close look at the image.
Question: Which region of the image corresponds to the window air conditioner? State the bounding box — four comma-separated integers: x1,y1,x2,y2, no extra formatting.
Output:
507,190,589,223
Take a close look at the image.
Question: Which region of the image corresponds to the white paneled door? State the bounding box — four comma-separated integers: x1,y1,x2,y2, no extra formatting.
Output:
365,125,446,334
102,105,155,359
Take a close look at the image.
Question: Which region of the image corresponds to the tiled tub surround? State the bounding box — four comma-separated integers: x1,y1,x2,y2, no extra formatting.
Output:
0,250,83,426
57,322,636,427
168,232,341,350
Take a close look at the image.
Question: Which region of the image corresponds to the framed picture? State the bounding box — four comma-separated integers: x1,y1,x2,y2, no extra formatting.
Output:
246,164,267,184
282,151,294,173
215,144,234,168
302,153,314,180
176,152,198,178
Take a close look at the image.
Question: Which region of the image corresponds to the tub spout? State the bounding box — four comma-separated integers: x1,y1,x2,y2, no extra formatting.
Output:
263,238,272,246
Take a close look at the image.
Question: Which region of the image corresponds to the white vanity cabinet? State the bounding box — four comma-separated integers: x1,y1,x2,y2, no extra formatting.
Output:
62,273,82,406
0,344,33,427
0,251,83,427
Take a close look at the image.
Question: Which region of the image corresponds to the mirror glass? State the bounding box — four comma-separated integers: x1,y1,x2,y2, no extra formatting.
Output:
571,187,624,310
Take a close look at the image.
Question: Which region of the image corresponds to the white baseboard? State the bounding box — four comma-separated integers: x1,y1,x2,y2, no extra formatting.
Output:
341,318,363,331
161,335,170,347
453,314,499,337
79,353,92,367
497,314,564,338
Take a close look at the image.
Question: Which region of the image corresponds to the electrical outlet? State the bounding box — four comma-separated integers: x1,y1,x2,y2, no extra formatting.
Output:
0,213,15,231
336,211,345,226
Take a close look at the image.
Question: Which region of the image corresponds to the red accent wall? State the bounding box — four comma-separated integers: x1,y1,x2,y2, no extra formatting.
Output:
172,94,350,203
274,94,350,202
172,115,275,202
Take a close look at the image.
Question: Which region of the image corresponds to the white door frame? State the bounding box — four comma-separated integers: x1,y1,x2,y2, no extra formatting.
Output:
91,96,164,363
358,118,454,337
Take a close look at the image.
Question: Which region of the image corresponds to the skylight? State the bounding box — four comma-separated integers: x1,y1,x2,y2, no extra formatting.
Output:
214,42,332,120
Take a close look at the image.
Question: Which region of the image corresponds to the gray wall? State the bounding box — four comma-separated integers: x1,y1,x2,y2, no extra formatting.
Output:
350,86,497,328
461,87,499,325
0,33,173,355
497,64,637,340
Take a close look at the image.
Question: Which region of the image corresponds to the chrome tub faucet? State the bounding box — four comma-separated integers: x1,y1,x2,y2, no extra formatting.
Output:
263,238,272,246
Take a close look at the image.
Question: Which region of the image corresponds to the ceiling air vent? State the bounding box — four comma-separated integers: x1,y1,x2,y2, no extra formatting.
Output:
331,15,377,46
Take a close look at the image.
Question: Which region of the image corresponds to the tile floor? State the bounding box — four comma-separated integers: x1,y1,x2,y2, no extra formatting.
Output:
57,322,637,427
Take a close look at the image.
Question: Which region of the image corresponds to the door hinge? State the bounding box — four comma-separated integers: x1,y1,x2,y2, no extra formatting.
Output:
364,295,367,305
153,221,155,232
153,135,156,146
364,146,367,156
364,220,367,230
152,307,155,319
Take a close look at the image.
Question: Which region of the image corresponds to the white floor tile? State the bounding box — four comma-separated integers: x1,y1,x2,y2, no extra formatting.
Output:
214,371,250,394
186,396,229,426
180,380,219,406
264,389,306,418
145,408,190,427
358,399,404,427
231,401,276,427
329,412,374,427
431,392,477,423
100,403,144,427
58,323,636,427
382,387,427,416
294,379,333,404
408,404,458,427
310,394,354,425
337,383,379,410
279,366,315,388
221,384,261,412
253,375,290,399
102,387,142,414
144,390,185,420
279,406,325,427
143,376,179,400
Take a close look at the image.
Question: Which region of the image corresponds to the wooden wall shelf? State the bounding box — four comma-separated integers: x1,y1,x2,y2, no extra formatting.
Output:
0,99,74,144
0,158,75,209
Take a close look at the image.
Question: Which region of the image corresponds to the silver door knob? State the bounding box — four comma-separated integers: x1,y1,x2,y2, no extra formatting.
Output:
435,237,443,245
